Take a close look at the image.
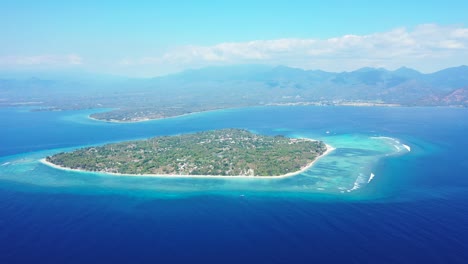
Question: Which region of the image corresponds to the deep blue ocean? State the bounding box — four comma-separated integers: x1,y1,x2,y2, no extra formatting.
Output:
0,106,467,263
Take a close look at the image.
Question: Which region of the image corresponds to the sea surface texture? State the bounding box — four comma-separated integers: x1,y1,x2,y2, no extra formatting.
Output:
0,106,467,263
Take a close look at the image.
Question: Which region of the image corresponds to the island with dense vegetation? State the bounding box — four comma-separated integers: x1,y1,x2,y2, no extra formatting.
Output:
44,129,329,177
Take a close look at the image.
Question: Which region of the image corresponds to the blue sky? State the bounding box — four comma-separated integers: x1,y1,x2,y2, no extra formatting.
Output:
1,0,467,76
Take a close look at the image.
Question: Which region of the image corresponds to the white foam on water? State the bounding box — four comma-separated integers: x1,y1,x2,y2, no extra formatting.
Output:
372,136,411,154
1,162,11,166
348,173,368,192
403,144,411,152
371,136,396,141
368,173,375,183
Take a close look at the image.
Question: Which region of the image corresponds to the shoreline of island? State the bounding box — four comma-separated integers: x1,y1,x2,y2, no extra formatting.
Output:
87,103,405,124
87,107,228,123
88,115,153,123
40,143,335,179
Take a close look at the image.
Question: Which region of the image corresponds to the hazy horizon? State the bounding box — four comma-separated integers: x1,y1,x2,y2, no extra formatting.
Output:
1,63,467,80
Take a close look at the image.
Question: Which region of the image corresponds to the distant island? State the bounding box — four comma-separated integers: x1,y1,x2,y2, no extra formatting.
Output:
88,102,401,123
88,106,226,123
43,129,331,177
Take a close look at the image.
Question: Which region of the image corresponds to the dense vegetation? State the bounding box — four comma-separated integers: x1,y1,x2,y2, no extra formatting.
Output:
46,129,327,176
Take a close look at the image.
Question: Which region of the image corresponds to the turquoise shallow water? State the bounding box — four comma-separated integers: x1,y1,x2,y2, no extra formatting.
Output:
0,108,409,199
0,106,467,263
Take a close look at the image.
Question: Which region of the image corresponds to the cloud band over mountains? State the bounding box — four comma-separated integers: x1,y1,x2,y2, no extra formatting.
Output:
120,24,467,74
0,54,82,67
0,24,466,75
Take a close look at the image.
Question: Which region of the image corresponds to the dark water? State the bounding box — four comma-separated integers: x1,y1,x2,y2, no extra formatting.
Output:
0,106,467,263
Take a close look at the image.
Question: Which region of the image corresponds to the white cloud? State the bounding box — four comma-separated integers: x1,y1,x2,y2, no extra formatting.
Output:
121,24,468,74
66,54,83,65
0,54,83,66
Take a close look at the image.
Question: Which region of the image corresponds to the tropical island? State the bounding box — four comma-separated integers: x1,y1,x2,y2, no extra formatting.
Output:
44,129,330,177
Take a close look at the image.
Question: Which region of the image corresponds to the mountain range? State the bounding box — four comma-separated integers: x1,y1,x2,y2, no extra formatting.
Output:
0,65,467,117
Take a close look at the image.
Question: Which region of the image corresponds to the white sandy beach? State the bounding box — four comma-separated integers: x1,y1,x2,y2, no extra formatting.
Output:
87,108,224,123
88,115,152,123
40,143,335,179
